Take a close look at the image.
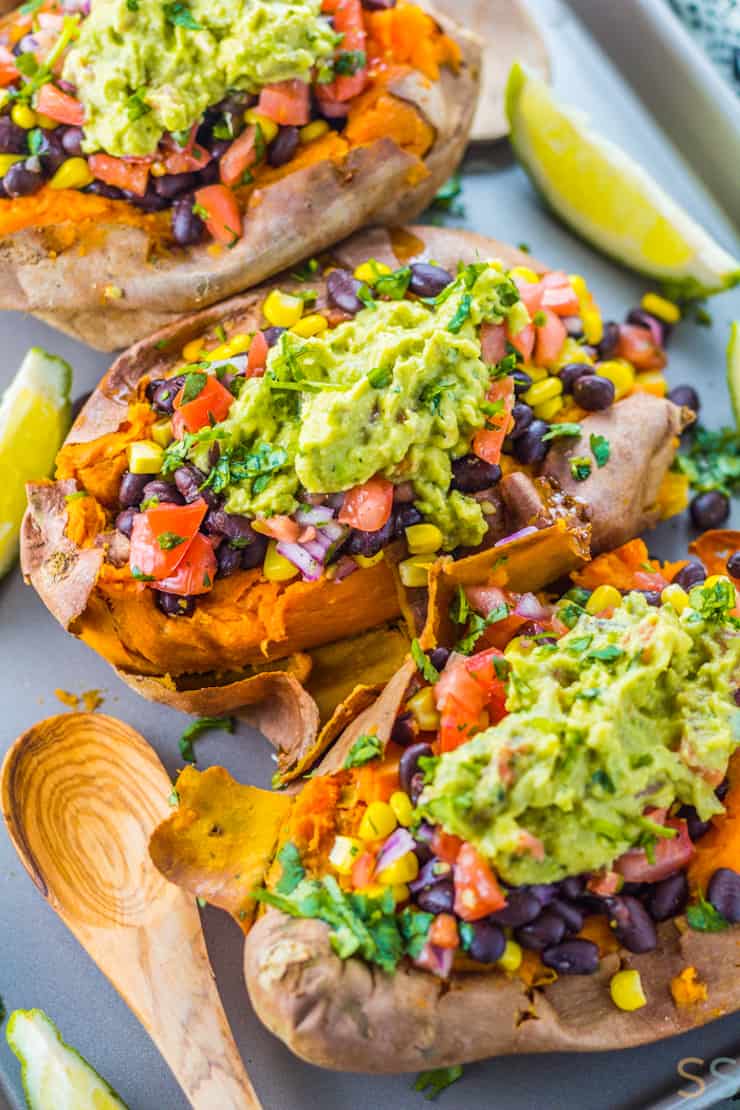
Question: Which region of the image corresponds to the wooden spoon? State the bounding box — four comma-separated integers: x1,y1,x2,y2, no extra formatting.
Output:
2,713,260,1110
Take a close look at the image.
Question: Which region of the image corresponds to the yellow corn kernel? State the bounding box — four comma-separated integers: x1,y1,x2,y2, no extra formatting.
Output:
661,583,689,613
597,358,635,399
406,685,440,732
151,418,174,448
263,288,304,328
522,376,563,408
358,801,397,842
0,154,22,176
354,550,385,568
610,969,647,1012
533,395,563,421
103,284,123,301
354,258,392,285
656,470,689,520
300,119,329,143
641,292,681,324
581,307,604,346
569,274,588,300
244,108,279,144
510,265,539,284
633,370,667,397
398,554,434,588
10,103,36,129
497,940,523,972
204,333,252,361
586,584,623,614
182,338,206,363
35,113,59,130
292,313,328,338
555,337,595,369
49,157,94,191
377,851,419,885
405,523,443,555
127,440,164,475
705,574,732,589
389,791,414,828
391,883,410,903
526,364,549,382
263,540,298,582
328,835,363,875
150,161,166,177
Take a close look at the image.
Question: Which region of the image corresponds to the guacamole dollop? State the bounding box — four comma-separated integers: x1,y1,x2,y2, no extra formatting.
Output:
187,262,529,550
419,587,740,884
64,0,338,156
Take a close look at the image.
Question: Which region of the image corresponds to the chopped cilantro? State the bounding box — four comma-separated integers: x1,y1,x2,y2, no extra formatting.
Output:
26,128,43,156
335,49,367,75
64,490,88,502
126,0,139,9
131,565,155,581
367,365,392,389
566,635,592,655
517,242,531,253
275,842,305,895
447,293,472,334
449,584,470,625
357,283,377,311
570,456,592,481
375,266,412,301
178,715,234,764
686,892,729,932
532,310,547,327
156,531,186,551
164,1,202,29
456,603,509,655
411,639,440,683
192,201,210,221
343,733,383,769
689,577,737,622
675,424,740,496
429,173,464,219
414,1066,464,1101
586,644,624,663
291,258,320,281
181,371,208,404
542,422,582,442
591,769,615,793
125,87,151,122
590,433,610,468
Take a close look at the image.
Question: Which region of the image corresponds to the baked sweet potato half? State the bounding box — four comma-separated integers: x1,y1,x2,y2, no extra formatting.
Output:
0,0,481,350
151,530,740,1072
22,225,691,733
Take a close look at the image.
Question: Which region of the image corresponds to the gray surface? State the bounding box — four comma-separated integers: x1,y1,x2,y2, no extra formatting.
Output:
1,1,740,1108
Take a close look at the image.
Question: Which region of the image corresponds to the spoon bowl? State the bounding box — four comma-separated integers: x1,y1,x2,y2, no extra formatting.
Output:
2,712,260,1110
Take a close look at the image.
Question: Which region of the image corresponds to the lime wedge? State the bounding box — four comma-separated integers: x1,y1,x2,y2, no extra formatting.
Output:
0,347,72,578
506,63,740,298
7,1010,128,1109
728,321,740,428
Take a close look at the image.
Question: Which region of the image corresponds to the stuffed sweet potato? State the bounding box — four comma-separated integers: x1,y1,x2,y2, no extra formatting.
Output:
22,225,691,724
151,530,740,1071
0,0,481,349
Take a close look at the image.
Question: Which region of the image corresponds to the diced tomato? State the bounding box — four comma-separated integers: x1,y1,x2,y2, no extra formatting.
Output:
505,320,535,361
88,153,149,197
615,324,667,370
351,850,376,889
0,45,19,88
479,322,506,365
512,275,543,314
539,270,571,289
219,125,259,188
465,647,508,724
254,515,301,543
541,284,580,315
193,184,242,247
154,532,217,596
429,913,459,949
159,126,212,174
129,498,208,580
258,79,311,126
320,0,367,101
247,330,270,377
36,83,84,126
172,374,234,436
615,818,694,884
338,476,393,531
463,585,528,651
633,569,669,592
471,375,514,466
435,649,507,753
453,842,507,920
464,585,507,617
431,828,464,864
534,308,567,368
587,869,621,896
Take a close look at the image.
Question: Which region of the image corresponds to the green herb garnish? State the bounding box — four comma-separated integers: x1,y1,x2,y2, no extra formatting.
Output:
367,365,392,389
414,1066,464,1101
343,733,383,769
447,293,472,334
131,566,155,581
164,1,202,29
590,433,610,468
125,87,151,122
335,49,366,75
178,715,234,764
375,266,412,301
411,638,440,682
686,892,729,932
586,644,624,662
275,842,305,895
157,531,186,551
542,422,582,442
181,371,208,403
456,603,508,655
570,456,592,481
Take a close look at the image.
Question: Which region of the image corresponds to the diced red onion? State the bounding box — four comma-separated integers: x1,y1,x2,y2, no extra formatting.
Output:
494,525,538,548
206,354,248,374
296,505,336,528
409,857,452,893
376,828,415,875
303,538,330,560
414,940,454,979
321,520,348,544
514,592,550,621
276,541,323,581
333,555,358,581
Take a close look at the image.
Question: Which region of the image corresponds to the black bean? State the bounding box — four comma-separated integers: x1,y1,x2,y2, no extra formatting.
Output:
118,471,150,509
0,117,27,155
326,269,363,315
708,868,740,923
490,889,542,928
717,778,730,802
428,646,450,672
512,419,549,465
597,321,620,359
390,711,417,747
466,922,506,964
141,479,184,506
195,160,220,187
727,551,740,579
509,402,533,440
627,307,670,346
172,197,205,246
676,803,711,842
3,159,43,197
558,362,594,394
511,369,532,395
345,516,395,557
573,374,615,411
644,873,688,922
399,742,433,796
263,326,286,348
36,130,66,174
70,390,92,423
61,127,84,157
268,125,299,168
549,897,584,935
673,561,707,591
450,454,502,493
155,591,196,617
149,375,186,416
640,589,663,607
393,505,423,536
690,490,730,531
416,880,454,915
207,138,232,162
413,839,433,866
515,909,566,950
408,262,454,299
527,883,558,905
606,894,657,953
559,875,587,900
84,180,124,200
203,509,256,543
240,534,268,570
173,464,209,503
115,508,136,537
155,171,197,199
216,542,243,579
409,770,425,804
123,184,170,211
668,384,700,414
362,0,396,9
542,939,599,975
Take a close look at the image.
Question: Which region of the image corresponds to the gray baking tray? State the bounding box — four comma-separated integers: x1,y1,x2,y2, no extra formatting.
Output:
1,0,739,1107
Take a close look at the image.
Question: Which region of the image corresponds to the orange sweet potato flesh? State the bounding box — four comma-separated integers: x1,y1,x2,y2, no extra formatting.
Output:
690,529,740,578
688,750,740,895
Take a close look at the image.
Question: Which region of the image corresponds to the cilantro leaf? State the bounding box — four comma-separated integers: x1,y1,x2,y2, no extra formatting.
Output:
343,733,383,769
178,715,234,764
449,584,470,625
570,455,592,481
456,603,508,655
590,433,610,468
131,565,156,581
586,644,624,663
164,1,202,29
542,422,582,442
275,842,305,895
181,371,208,403
686,892,729,932
367,365,392,389
375,266,411,301
414,1066,464,1101
675,424,740,496
357,283,376,310
411,639,440,683
334,49,366,75
591,769,615,793
447,293,472,334
689,578,736,622
125,87,151,122
157,531,186,550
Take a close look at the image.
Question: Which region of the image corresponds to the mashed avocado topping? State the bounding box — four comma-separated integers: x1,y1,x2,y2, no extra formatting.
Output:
419,585,740,884
184,262,529,550
64,0,338,156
